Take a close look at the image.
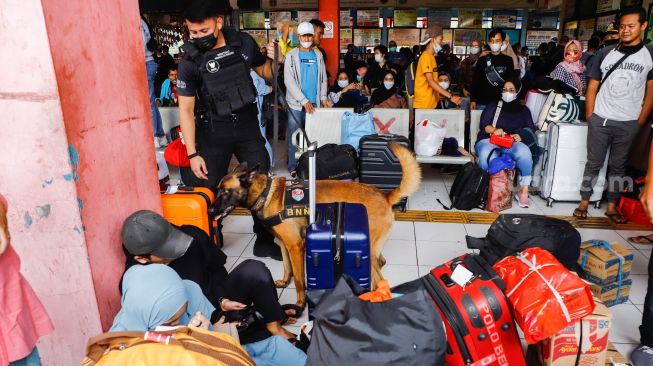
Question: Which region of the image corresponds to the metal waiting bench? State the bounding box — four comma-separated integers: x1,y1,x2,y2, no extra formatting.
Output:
413,109,471,165
292,108,411,158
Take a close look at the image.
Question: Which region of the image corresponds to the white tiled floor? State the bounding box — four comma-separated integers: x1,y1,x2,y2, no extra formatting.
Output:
164,141,652,362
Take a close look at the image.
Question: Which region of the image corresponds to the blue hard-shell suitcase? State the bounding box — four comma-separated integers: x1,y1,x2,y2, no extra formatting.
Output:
306,201,371,290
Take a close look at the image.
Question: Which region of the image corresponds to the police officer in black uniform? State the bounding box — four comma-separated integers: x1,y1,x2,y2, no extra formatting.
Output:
177,0,280,259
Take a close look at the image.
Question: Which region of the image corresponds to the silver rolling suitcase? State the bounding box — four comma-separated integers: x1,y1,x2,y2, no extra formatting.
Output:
539,122,608,207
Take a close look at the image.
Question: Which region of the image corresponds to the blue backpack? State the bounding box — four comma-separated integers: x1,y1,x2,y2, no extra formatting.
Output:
341,111,376,150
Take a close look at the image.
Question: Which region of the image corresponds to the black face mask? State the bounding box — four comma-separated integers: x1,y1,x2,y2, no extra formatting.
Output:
604,39,619,46
191,32,217,51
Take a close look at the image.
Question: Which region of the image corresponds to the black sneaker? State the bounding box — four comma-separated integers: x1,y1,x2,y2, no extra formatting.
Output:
253,241,282,261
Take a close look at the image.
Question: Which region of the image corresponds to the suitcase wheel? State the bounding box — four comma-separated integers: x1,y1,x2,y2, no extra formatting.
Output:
546,198,553,208
594,201,601,209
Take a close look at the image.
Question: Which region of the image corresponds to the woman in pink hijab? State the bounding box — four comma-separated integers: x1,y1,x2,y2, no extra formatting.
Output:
0,194,54,366
549,40,587,96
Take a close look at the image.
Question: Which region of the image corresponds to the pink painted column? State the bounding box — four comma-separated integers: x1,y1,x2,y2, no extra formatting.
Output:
0,1,102,365
38,0,163,330
1,0,163,364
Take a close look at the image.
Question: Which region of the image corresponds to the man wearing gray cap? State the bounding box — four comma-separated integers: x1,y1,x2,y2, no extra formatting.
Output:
120,210,302,345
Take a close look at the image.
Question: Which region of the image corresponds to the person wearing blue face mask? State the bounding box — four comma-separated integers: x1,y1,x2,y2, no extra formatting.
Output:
328,69,368,108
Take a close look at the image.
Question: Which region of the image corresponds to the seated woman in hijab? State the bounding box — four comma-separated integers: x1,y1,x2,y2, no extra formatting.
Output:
112,264,307,366
370,70,408,108
475,77,537,208
327,69,368,108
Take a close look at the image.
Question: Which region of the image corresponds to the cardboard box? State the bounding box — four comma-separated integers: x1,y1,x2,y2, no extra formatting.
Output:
578,241,633,285
541,302,612,366
589,280,631,307
605,343,631,365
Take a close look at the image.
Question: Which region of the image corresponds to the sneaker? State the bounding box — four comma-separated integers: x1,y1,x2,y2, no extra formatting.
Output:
632,345,653,366
515,192,529,208
253,241,282,261
157,136,169,147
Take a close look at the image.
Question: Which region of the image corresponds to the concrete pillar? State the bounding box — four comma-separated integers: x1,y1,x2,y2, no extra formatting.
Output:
1,0,162,363
319,0,340,84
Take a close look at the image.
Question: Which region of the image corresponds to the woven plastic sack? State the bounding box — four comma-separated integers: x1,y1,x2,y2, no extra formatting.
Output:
492,247,595,344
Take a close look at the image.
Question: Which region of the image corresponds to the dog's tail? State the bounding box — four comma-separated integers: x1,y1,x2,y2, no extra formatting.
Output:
386,143,422,206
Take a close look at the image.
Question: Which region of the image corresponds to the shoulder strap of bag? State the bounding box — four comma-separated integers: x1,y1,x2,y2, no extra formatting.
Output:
598,45,641,92
492,101,503,128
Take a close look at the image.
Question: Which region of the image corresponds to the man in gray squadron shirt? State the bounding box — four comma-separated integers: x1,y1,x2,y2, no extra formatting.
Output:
573,6,653,224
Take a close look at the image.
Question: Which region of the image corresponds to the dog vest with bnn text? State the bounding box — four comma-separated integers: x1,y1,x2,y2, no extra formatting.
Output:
260,180,310,228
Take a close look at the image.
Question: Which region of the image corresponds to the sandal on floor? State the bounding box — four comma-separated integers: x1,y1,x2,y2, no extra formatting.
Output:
605,212,628,224
281,304,304,325
628,235,653,245
572,208,588,219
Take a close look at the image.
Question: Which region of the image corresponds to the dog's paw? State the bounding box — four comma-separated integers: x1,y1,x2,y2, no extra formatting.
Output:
275,279,290,288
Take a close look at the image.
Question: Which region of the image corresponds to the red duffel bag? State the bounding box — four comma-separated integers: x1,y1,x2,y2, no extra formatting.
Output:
492,248,595,344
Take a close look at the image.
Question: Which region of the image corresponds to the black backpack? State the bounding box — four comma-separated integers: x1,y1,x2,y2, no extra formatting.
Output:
438,162,489,210
297,144,359,180
466,214,582,272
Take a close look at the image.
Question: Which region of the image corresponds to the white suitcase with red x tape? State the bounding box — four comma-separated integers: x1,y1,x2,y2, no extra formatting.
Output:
359,134,410,211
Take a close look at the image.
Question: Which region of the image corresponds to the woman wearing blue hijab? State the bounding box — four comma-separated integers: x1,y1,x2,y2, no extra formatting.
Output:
111,264,307,366
110,264,214,332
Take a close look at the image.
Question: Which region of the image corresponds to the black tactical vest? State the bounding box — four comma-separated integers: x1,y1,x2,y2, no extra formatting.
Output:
184,29,258,121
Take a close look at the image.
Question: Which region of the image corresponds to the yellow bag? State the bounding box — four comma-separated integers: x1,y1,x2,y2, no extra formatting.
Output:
81,326,254,366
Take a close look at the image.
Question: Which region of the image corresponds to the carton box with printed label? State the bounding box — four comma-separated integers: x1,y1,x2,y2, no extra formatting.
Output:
540,301,612,366
578,241,633,285
589,279,631,307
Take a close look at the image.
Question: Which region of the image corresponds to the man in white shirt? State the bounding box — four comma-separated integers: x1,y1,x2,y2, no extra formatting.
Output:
574,6,653,224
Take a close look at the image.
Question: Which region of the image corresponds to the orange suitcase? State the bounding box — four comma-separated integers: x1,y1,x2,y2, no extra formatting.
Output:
161,186,220,246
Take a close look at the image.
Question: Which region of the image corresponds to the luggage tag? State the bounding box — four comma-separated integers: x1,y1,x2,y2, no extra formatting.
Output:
450,265,474,289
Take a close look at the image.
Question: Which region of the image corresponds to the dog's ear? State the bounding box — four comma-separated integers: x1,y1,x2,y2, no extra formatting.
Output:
231,162,248,174
246,164,261,182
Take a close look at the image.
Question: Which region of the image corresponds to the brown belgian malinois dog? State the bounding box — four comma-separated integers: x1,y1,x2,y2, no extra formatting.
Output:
212,143,421,308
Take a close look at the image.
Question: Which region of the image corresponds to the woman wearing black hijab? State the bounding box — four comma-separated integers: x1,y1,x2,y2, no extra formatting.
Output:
475,77,537,208
370,70,408,108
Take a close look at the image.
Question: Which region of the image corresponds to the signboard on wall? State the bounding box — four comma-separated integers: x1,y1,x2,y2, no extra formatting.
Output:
596,14,615,31
394,10,417,27
242,12,265,29
493,11,517,28
442,29,453,45
400,0,542,8
354,28,382,47
454,29,486,46
297,11,318,23
340,10,351,27
529,13,559,29
340,28,353,48
564,20,578,39
243,30,268,46
525,30,558,48
578,18,596,41
428,10,452,29
459,10,483,28
596,0,617,13
388,28,421,47
261,0,317,9
269,11,291,26
357,10,379,27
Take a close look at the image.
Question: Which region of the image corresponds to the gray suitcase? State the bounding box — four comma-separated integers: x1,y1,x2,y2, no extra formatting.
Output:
539,122,608,207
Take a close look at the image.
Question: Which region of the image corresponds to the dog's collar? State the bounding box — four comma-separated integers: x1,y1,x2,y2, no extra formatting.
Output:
249,177,273,212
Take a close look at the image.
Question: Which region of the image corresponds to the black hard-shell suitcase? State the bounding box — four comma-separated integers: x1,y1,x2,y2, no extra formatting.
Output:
359,134,410,211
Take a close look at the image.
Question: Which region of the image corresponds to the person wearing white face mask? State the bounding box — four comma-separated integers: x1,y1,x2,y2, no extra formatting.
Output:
365,45,398,92
437,73,455,109
371,70,408,109
474,78,537,208
283,21,330,176
328,69,367,108
470,29,518,111
413,31,462,111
